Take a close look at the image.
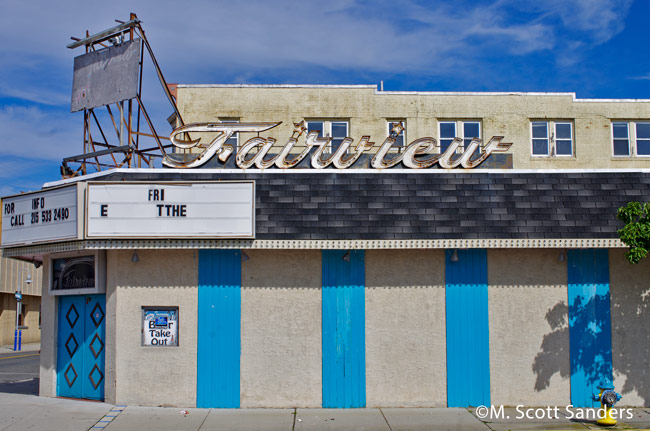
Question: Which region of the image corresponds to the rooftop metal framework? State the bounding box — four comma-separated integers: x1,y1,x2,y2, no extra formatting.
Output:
63,13,183,178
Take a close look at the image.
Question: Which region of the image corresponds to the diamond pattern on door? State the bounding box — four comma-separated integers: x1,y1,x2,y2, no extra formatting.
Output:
89,364,104,390
65,333,79,357
89,333,104,359
90,303,104,327
66,304,79,328
64,364,78,387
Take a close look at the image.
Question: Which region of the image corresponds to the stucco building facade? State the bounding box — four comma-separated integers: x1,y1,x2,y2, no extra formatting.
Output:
2,86,649,408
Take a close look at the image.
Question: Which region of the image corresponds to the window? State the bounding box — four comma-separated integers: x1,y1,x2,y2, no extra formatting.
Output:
531,121,573,157
439,120,481,153
306,120,349,153
387,121,406,152
220,118,239,150
614,121,650,157
638,123,650,156
612,122,630,156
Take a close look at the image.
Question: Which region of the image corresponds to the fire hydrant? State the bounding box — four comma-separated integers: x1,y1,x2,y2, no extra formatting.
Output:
593,381,622,426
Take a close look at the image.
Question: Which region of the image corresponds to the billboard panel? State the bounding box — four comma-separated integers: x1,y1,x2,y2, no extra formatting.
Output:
86,182,255,238
2,186,79,246
71,38,141,112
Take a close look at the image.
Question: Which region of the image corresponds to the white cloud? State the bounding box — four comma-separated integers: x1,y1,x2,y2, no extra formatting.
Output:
0,84,70,106
0,0,627,90
500,0,633,45
551,0,632,44
0,105,80,160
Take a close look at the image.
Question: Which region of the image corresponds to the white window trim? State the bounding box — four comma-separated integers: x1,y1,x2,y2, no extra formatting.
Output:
387,120,406,153
636,121,650,157
530,120,574,158
554,121,573,157
610,121,650,158
531,121,550,157
438,120,482,154
306,120,350,154
219,118,240,150
611,121,631,157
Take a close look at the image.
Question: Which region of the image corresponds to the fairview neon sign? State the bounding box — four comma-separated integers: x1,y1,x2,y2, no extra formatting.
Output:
163,121,512,169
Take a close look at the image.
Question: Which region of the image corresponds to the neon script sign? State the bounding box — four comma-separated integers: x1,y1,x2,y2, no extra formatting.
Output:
163,121,512,169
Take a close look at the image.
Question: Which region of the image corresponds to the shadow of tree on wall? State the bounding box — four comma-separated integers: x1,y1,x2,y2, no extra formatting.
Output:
533,301,570,392
533,289,649,406
610,276,650,406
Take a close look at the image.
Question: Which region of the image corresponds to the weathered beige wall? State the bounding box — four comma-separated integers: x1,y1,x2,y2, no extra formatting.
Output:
609,249,650,407
109,250,198,407
488,249,571,406
365,249,447,407
240,249,322,407
104,255,117,405
177,86,650,170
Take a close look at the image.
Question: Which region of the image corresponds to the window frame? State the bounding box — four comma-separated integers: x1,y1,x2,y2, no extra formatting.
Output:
387,120,406,153
438,120,482,154
635,121,650,157
306,120,350,154
530,120,574,158
610,121,650,157
531,121,550,157
219,118,239,150
553,121,573,157
611,121,631,157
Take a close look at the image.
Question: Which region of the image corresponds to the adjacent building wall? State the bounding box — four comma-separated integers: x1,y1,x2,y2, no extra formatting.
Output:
109,249,198,407
0,256,43,296
488,249,571,406
609,249,650,407
240,249,322,407
365,249,447,407
0,293,41,345
0,256,43,346
177,86,650,170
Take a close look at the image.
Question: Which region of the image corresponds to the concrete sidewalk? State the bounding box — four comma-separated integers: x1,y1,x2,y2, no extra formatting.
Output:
0,392,649,431
0,342,41,354
101,406,650,431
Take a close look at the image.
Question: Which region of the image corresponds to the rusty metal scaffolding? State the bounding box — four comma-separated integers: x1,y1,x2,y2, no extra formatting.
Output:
63,13,183,178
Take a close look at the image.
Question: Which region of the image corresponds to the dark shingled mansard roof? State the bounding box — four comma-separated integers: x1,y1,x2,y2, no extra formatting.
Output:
74,170,650,240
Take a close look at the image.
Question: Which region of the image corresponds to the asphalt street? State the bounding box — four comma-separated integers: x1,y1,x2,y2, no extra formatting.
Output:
0,350,40,395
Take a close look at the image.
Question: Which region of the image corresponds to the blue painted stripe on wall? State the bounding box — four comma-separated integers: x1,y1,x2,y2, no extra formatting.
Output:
322,250,366,408
568,249,613,408
445,249,490,407
197,249,241,408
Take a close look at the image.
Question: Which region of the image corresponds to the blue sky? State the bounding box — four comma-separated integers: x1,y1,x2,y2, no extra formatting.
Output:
1,0,649,195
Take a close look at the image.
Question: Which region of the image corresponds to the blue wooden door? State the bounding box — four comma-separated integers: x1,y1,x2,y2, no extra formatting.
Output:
57,295,105,400
446,249,490,407
568,249,612,408
322,250,365,408
197,249,241,408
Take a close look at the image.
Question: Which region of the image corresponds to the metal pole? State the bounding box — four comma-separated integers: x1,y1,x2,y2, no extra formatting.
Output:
14,272,22,351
